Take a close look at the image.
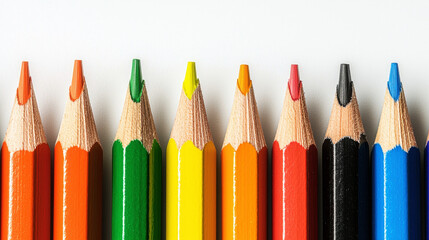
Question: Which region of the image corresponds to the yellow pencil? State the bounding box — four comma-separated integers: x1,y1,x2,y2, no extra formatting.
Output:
166,62,216,240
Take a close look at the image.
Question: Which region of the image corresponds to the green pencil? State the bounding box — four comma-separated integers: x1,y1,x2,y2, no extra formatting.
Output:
112,59,162,239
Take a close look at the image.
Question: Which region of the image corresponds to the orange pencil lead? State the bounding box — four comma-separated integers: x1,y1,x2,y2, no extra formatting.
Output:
18,61,31,105
237,64,251,94
70,60,84,101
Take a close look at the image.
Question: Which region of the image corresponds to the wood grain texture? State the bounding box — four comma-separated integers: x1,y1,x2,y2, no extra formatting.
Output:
273,83,314,150
222,86,265,151
170,85,212,150
374,89,416,152
114,85,159,151
324,86,364,144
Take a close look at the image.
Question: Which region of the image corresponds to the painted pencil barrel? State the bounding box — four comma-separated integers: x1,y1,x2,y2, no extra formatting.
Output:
372,63,421,240
372,145,420,239
222,143,267,240
426,142,429,240
112,139,162,239
112,59,162,240
322,64,370,239
53,60,103,240
423,141,429,239
166,140,216,240
1,143,51,239
272,141,317,240
54,143,103,239
1,61,51,240
322,138,370,239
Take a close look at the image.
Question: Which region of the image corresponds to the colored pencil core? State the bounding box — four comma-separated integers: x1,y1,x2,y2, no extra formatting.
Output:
238,64,251,94
183,62,199,99
288,64,301,100
18,61,31,105
388,63,401,101
70,60,84,101
130,59,143,103
337,64,352,106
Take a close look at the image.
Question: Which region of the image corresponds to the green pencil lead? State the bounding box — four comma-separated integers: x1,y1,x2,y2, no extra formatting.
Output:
130,59,144,102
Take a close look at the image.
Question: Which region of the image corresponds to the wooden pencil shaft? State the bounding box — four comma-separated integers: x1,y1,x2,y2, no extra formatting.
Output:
222,66,267,240
112,63,162,239
167,65,216,240
222,144,267,240
322,138,370,239
1,66,51,240
112,140,162,239
272,141,318,240
323,65,370,239
272,71,317,240
425,143,429,240
53,63,103,240
372,65,420,240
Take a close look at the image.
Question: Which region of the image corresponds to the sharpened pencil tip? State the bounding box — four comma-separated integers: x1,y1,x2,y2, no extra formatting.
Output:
388,63,401,101
70,60,84,101
238,64,251,94
183,62,199,99
337,64,353,106
130,59,143,102
18,61,31,105
288,64,301,100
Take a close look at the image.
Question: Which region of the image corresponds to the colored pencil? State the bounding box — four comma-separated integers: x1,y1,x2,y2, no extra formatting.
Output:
1,61,51,239
322,64,370,239
426,133,429,240
372,63,420,239
112,59,162,239
222,64,267,240
166,62,216,240
53,60,103,240
272,64,317,240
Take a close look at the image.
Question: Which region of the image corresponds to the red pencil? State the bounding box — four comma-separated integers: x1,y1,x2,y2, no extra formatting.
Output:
272,65,318,240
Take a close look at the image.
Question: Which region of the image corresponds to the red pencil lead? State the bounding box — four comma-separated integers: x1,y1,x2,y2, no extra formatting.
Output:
288,64,301,100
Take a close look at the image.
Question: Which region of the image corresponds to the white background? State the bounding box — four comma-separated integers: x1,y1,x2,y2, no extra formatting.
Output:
2,0,429,238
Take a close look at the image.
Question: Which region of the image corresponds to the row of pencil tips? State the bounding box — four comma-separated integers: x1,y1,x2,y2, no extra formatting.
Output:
0,59,424,239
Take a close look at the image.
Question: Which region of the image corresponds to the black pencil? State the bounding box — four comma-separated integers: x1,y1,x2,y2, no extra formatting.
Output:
322,64,370,239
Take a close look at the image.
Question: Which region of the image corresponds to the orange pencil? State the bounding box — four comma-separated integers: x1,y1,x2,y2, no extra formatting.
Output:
222,64,267,239
1,61,51,239
53,60,103,240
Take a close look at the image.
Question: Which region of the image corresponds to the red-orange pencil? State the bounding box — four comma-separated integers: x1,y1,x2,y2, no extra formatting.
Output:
1,61,51,239
272,65,317,240
53,60,103,240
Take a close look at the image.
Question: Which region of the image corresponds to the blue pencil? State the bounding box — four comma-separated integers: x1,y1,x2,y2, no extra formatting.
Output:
372,63,421,239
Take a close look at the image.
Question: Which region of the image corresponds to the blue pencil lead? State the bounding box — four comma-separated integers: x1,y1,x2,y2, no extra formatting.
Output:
388,63,402,101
